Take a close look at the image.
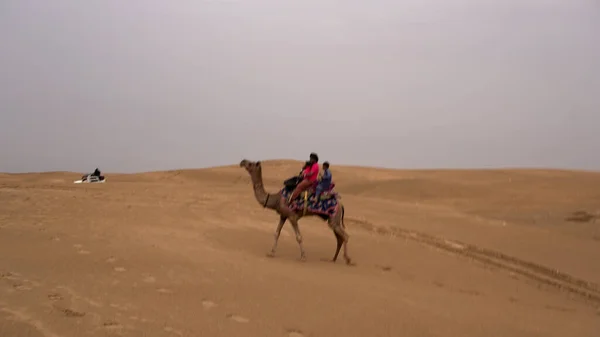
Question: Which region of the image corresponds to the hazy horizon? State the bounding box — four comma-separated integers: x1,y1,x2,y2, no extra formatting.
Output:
2,0,599,173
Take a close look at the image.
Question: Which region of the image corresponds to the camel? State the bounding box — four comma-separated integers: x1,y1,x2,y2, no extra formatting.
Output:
239,159,352,265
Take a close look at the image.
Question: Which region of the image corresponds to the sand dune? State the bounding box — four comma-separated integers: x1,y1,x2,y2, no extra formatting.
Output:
1,160,600,337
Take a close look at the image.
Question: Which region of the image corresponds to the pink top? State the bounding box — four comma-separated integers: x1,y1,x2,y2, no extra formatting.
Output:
303,163,320,182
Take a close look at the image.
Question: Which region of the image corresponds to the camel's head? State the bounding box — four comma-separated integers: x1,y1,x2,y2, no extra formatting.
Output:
239,159,262,176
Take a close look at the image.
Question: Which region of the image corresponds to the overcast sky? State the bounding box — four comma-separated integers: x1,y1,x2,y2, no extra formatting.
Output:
1,0,599,173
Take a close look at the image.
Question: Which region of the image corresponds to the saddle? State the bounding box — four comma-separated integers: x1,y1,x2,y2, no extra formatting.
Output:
283,176,302,192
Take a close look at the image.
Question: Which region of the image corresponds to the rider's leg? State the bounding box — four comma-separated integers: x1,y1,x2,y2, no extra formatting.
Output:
288,180,312,203
315,184,323,200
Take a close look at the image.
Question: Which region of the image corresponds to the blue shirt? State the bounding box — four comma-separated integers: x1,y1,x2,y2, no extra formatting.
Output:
319,169,332,189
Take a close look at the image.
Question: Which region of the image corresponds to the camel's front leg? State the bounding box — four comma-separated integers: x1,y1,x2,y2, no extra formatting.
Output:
288,215,306,261
267,215,287,257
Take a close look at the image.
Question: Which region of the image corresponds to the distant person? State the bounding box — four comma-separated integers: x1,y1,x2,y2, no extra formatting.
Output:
82,168,101,181
315,161,332,200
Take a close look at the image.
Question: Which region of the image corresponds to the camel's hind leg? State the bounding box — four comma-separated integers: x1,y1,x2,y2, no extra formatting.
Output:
267,215,287,257
332,232,344,262
333,225,351,265
329,205,351,264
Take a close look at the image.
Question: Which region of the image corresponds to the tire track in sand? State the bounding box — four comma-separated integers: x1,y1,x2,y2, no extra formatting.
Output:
347,217,600,307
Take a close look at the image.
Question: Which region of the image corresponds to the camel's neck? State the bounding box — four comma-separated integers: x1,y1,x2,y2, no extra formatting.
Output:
249,171,278,209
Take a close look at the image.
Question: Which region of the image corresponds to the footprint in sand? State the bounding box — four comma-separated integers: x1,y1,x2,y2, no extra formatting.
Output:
142,275,156,283
5,275,38,291
113,267,126,272
48,293,63,301
58,307,86,318
156,288,173,294
12,282,32,291
72,244,90,255
201,299,217,309
1,271,21,280
226,314,250,323
105,256,117,263
103,320,123,331
377,265,392,272
163,326,183,336
433,281,445,288
109,303,136,312
287,330,305,337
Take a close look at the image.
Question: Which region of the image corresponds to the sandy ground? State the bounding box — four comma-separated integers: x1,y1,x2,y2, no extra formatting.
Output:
1,160,600,337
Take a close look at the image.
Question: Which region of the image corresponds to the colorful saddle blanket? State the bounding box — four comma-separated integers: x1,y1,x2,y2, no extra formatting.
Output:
280,187,339,216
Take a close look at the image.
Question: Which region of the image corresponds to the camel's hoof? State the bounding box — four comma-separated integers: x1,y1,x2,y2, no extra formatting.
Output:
345,259,355,266
299,256,307,262
320,258,336,263
266,252,276,258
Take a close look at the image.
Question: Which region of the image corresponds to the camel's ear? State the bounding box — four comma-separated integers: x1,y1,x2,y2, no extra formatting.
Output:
256,161,261,167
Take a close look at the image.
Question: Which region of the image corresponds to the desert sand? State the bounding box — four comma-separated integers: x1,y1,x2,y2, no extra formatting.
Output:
1,160,600,337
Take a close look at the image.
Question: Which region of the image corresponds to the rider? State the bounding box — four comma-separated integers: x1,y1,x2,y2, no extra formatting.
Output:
299,161,310,176
92,168,101,177
315,161,331,200
288,153,320,203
